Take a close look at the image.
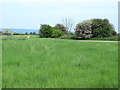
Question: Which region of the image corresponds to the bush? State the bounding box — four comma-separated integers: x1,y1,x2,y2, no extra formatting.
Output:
87,35,119,41
55,24,67,33
39,24,64,38
75,20,93,39
51,28,64,38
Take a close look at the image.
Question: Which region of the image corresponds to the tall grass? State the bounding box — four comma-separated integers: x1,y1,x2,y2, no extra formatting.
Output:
2,38,118,88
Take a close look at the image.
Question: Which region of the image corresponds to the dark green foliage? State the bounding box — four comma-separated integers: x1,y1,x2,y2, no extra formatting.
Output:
24,32,36,35
51,27,64,38
33,32,36,35
110,24,117,36
87,35,119,41
111,30,117,36
30,32,33,35
39,24,64,38
55,24,67,33
39,24,53,38
91,18,117,37
25,32,28,35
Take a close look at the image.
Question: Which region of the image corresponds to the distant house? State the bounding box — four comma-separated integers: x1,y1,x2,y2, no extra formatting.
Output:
4,29,13,36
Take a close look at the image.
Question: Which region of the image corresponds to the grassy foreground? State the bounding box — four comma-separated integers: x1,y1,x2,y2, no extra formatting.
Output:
2,38,118,88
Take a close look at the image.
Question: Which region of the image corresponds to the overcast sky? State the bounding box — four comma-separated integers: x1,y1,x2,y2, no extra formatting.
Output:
0,0,119,32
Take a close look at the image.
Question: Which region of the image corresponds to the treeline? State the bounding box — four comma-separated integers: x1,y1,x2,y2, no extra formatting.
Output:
39,18,117,39
1,18,117,39
24,32,38,35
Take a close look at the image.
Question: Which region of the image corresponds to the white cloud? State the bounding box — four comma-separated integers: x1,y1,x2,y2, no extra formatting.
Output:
0,0,119,3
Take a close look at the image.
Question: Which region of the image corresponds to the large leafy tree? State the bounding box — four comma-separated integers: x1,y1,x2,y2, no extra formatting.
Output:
91,18,116,37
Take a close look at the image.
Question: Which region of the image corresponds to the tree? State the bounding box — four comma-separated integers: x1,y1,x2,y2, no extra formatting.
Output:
55,24,67,33
91,18,116,37
33,32,36,35
62,17,74,33
75,20,93,39
30,32,33,35
110,24,117,36
39,24,64,38
13,33,20,35
111,30,117,36
51,27,64,38
25,32,28,35
39,24,53,38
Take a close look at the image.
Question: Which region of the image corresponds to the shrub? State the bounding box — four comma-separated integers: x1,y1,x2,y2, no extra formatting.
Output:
51,28,64,38
39,24,64,38
75,20,93,39
55,24,67,33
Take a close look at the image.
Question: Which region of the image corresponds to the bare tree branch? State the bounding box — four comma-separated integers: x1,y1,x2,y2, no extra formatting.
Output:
62,17,74,33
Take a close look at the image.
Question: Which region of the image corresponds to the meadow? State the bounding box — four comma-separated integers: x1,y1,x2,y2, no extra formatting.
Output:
2,37,118,88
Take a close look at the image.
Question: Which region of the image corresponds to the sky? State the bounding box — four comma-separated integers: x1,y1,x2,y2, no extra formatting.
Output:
0,0,119,32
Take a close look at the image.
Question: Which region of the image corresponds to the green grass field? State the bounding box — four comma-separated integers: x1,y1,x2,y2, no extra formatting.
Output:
2,38,118,88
